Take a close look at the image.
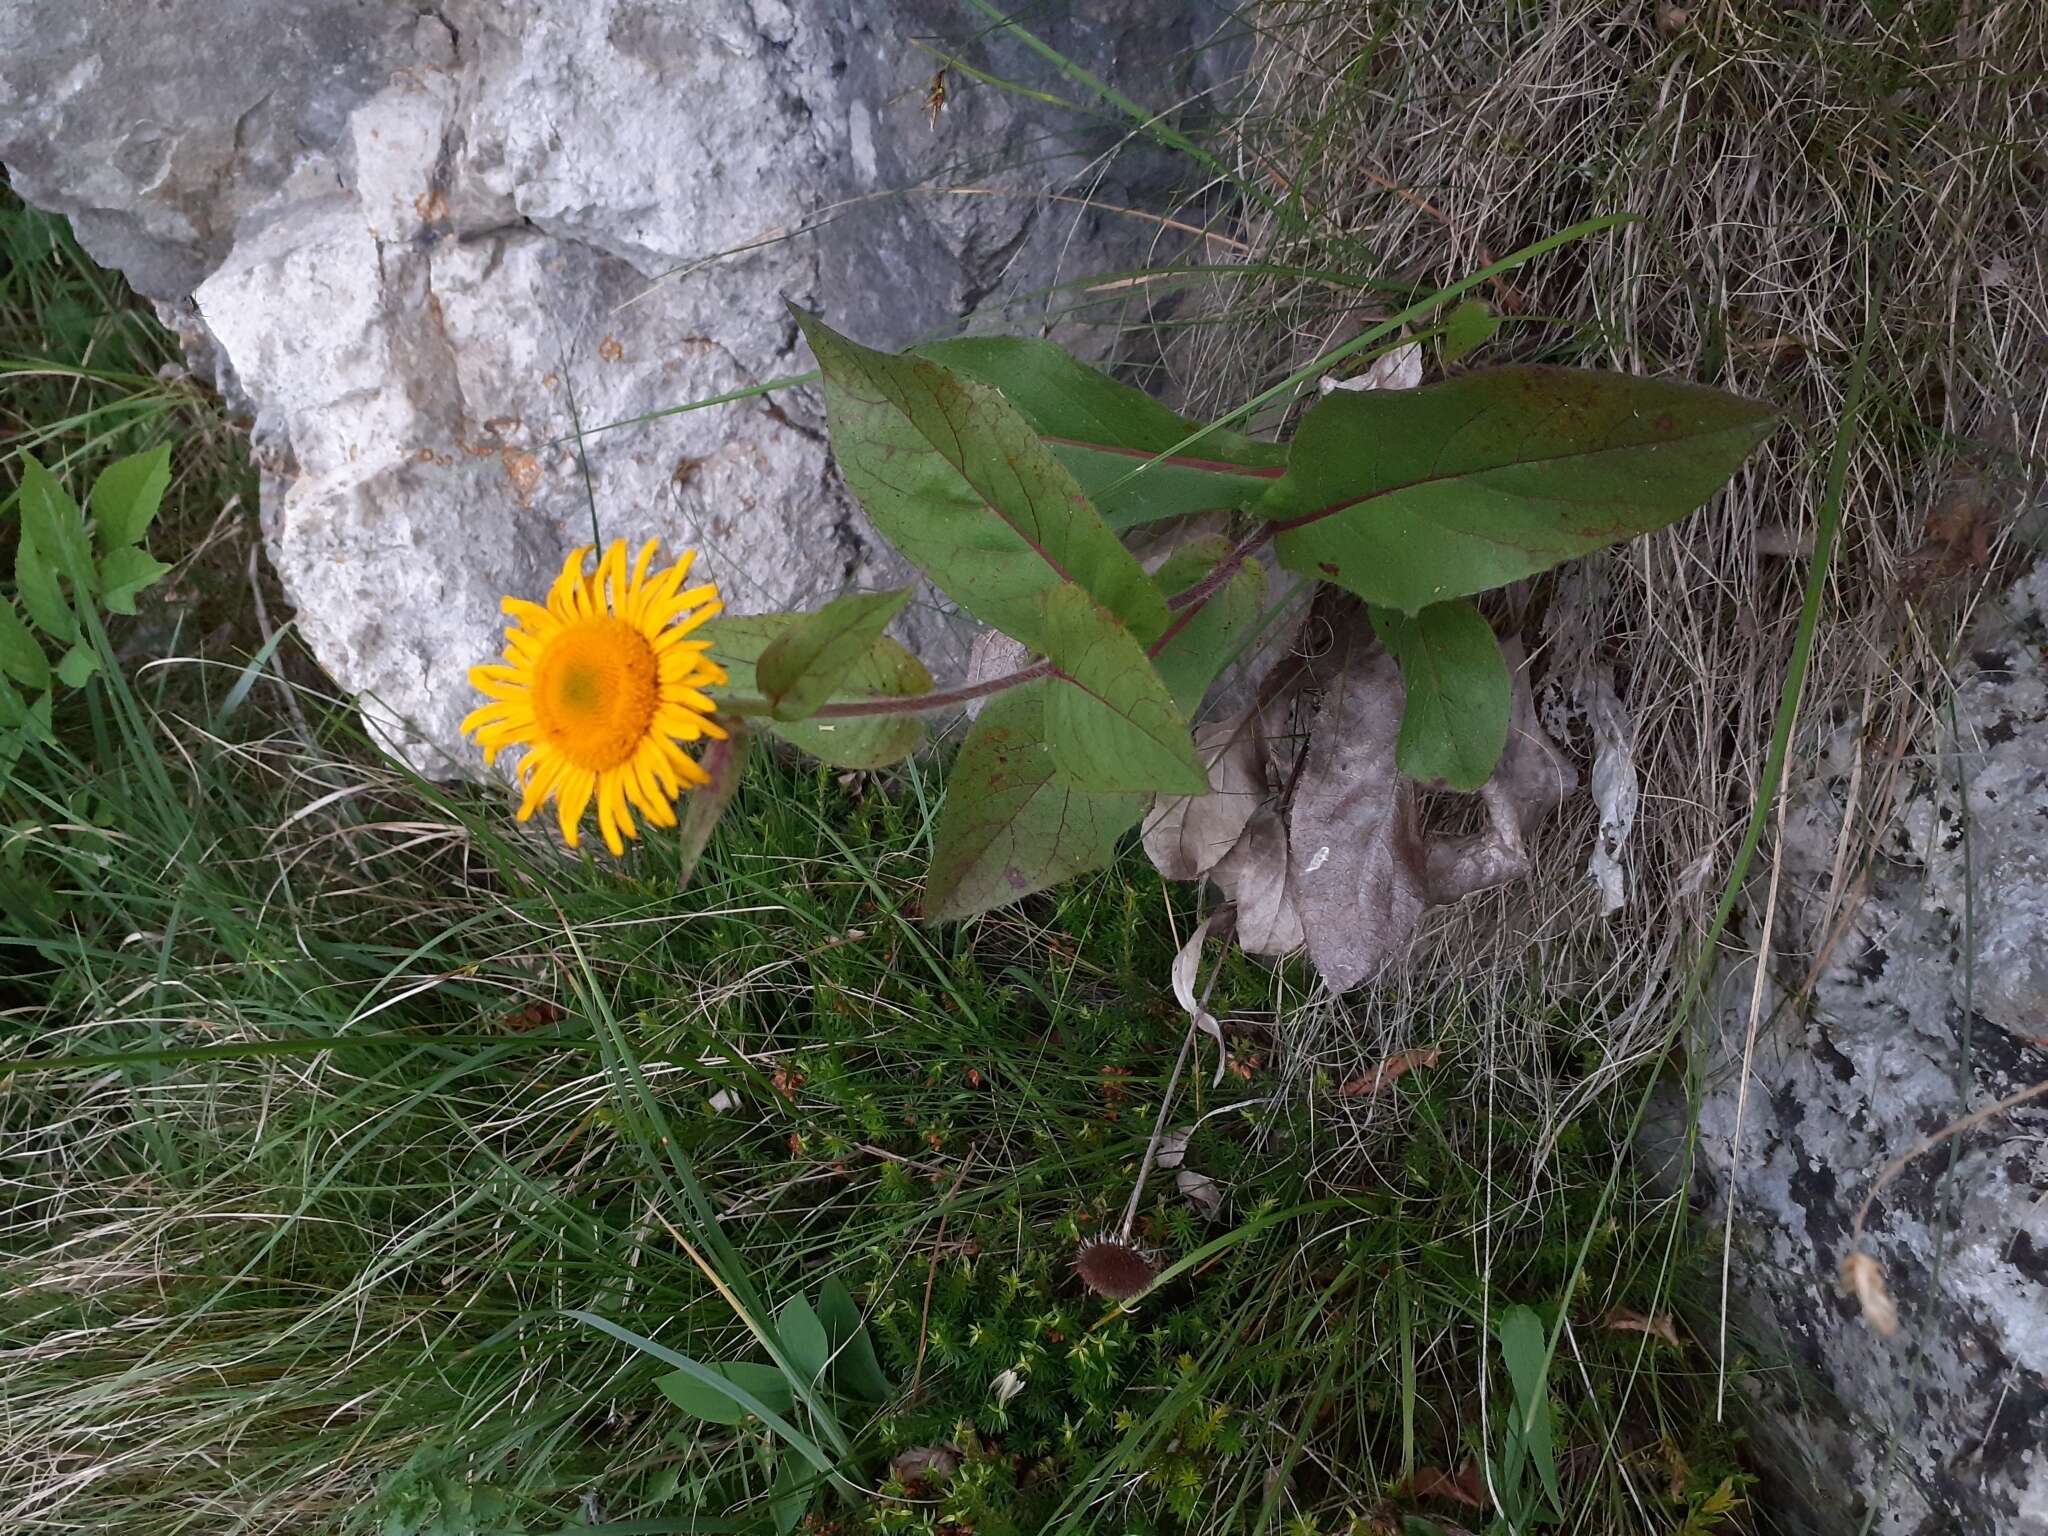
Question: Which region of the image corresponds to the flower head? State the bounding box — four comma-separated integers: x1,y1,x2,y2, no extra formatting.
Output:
463,539,725,855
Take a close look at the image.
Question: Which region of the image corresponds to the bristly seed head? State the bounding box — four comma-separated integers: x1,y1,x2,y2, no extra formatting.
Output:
1074,1237,1157,1300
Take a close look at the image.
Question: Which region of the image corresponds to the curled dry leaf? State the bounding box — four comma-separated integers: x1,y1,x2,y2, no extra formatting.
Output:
1409,1461,1487,1508
1213,807,1303,955
1155,1124,1225,1220
1322,339,1423,394
1580,667,1637,916
891,1445,961,1487
1289,633,1429,990
1339,1045,1440,1097
1841,1250,1900,1337
1142,714,1267,880
675,725,751,890
1171,908,1233,1085
1600,1305,1683,1349
1425,642,1577,905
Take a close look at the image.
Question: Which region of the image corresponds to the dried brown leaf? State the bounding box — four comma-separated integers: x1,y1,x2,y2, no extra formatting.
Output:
1601,1305,1682,1349
1425,643,1576,904
1409,1461,1487,1508
890,1445,961,1487
1288,633,1428,990
1213,807,1303,955
1339,1045,1440,1097
675,725,750,890
1142,715,1267,880
1155,1125,1225,1219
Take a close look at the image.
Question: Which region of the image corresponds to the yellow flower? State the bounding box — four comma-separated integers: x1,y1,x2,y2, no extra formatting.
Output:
463,539,726,855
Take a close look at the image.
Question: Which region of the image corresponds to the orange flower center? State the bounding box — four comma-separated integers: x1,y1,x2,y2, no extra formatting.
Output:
531,619,660,771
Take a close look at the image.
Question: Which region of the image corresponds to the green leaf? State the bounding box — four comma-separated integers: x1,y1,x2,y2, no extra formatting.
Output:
96,545,173,616
922,577,1255,921
794,309,1168,649
919,335,1286,530
55,643,100,689
1440,299,1499,365
1496,1305,1563,1514
777,1296,830,1387
655,1360,797,1427
567,1309,834,1477
1149,535,1268,714
923,680,1145,920
21,689,55,747
14,532,76,643
815,1278,891,1402
756,587,913,721
90,443,172,550
0,599,49,689
1262,366,1775,612
705,615,930,770
768,1451,811,1535
1040,584,1206,795
1370,602,1510,790
18,454,92,586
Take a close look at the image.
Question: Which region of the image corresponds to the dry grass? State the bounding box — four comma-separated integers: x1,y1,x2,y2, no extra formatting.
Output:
1142,0,2048,1126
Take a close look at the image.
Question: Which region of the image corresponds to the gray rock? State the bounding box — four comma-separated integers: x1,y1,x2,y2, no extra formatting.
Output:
1672,562,2048,1535
0,0,1236,770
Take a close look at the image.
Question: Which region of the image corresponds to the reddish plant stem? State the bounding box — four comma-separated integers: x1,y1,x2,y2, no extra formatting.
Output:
753,519,1294,722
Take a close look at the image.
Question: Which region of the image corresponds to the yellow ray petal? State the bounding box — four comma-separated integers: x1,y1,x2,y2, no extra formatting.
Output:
556,767,596,847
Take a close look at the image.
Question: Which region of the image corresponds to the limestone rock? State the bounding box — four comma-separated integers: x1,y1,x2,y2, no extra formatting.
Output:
1675,562,2048,1535
0,0,1234,770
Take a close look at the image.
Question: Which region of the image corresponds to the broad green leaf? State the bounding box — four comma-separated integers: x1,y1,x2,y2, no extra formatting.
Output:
18,454,92,585
655,1360,796,1426
1148,535,1268,714
922,570,1259,920
21,689,54,747
1262,366,1775,612
919,335,1285,530
794,309,1168,648
55,644,99,689
90,443,172,551
1496,1305,1563,1513
769,1451,811,1536
96,545,173,616
567,1308,834,1477
923,680,1145,920
777,1296,830,1386
756,587,913,721
705,615,930,770
1040,584,1206,795
1440,299,1498,365
815,1278,891,1402
0,674,26,730
0,599,49,689
14,534,76,642
1370,601,1510,790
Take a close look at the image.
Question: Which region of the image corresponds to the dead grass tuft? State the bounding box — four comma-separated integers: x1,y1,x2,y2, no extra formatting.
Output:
1154,0,2048,1144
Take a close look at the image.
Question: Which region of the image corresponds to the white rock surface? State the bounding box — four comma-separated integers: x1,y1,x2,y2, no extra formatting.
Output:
1667,560,2048,1535
0,0,1236,770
